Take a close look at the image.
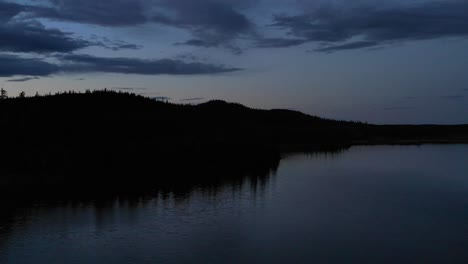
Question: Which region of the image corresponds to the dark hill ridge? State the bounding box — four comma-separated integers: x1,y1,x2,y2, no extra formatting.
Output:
0,90,467,193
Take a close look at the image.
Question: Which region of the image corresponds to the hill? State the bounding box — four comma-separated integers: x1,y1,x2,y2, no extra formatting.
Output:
0,90,467,194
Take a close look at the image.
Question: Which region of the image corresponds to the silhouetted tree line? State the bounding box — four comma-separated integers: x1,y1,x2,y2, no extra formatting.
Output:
0,90,466,195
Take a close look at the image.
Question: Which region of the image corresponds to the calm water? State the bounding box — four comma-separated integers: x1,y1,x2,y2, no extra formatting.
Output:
1,145,467,264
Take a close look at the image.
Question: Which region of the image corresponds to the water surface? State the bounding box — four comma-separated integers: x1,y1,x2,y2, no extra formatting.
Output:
1,145,467,263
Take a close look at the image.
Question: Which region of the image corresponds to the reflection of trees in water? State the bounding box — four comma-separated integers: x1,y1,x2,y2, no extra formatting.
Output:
0,147,347,255
281,146,350,160
0,208,14,262
0,154,281,249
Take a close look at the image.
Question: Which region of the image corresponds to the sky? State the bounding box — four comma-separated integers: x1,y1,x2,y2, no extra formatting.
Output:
1,0,468,124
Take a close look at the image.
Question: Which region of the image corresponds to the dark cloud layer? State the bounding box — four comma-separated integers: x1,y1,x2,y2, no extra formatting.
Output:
31,0,148,26
0,1,90,53
30,0,255,28
2,0,468,80
8,0,468,54
0,21,139,53
0,0,242,79
0,1,144,54
59,54,241,75
0,1,24,22
0,53,241,77
153,0,251,33
0,55,59,77
7,76,40,82
269,0,468,52
89,36,143,51
25,0,254,50
0,21,90,53
154,0,253,47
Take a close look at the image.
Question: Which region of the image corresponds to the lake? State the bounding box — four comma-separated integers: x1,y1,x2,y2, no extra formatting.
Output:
1,145,467,264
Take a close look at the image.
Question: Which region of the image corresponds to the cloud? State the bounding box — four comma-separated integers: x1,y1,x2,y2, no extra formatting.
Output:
254,38,308,48
152,0,251,32
24,0,255,51
0,1,144,54
0,21,90,53
0,1,24,23
175,39,213,48
270,0,468,52
94,42,142,51
7,76,40,82
153,0,255,52
314,41,379,53
0,53,241,77
7,0,468,55
174,39,243,53
440,95,464,100
30,0,148,26
89,35,143,51
0,0,246,78
0,54,59,77
59,54,242,75
180,97,205,102
0,2,91,53
110,43,142,50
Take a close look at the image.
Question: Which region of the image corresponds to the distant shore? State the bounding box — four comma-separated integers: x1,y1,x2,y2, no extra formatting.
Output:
352,139,468,145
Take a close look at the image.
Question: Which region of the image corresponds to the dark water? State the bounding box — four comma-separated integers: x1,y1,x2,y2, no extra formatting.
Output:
1,145,467,264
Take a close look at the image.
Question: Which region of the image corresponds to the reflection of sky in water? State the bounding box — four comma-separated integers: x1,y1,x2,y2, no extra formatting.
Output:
1,145,467,264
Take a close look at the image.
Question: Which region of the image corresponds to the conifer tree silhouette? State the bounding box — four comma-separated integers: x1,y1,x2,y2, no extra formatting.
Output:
0,88,8,99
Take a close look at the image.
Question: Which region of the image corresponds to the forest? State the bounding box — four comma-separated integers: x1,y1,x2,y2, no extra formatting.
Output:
0,90,466,195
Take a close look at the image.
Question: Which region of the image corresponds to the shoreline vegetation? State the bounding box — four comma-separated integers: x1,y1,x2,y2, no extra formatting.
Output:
0,90,467,197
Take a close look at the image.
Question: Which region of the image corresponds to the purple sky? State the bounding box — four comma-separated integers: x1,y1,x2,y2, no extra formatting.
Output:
1,0,468,124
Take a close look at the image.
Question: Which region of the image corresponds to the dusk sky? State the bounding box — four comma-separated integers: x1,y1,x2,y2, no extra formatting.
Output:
1,0,468,124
